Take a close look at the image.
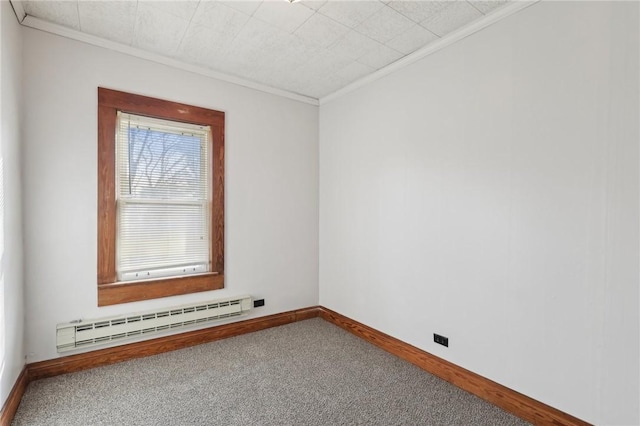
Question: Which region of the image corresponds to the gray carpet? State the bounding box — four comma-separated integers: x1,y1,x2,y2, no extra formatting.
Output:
13,318,529,425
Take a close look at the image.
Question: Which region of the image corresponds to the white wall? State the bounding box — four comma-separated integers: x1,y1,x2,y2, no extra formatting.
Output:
319,2,638,425
22,28,319,363
0,0,25,408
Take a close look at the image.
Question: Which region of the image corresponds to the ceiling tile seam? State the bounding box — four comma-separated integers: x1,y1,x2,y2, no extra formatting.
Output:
75,1,81,33
17,14,319,106
131,1,142,49
467,1,488,16
375,23,410,53
286,22,351,76
467,1,483,15
385,2,431,24
301,9,351,41
281,1,322,35
383,24,440,55
319,0,540,105
288,7,317,35
324,10,411,65
325,30,383,64
348,3,405,44
174,0,203,54
214,5,256,64
245,1,261,18
249,9,311,38
417,1,466,34
422,27,440,41
315,0,383,29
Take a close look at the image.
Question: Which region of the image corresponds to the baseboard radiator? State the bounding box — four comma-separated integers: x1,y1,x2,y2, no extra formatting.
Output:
56,295,253,352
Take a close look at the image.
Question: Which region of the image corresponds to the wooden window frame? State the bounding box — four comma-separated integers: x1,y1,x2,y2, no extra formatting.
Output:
97,88,224,306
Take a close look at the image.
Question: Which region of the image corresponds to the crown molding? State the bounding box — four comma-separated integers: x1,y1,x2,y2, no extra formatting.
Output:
10,0,26,22
319,1,540,105
11,0,538,108
16,12,319,106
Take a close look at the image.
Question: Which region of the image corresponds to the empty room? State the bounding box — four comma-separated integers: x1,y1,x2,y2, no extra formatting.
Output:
1,0,638,425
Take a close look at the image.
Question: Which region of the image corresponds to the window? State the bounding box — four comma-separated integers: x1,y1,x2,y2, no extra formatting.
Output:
116,112,210,282
98,88,224,306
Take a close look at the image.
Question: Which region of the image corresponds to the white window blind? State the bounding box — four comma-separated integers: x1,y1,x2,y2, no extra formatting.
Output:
116,112,211,281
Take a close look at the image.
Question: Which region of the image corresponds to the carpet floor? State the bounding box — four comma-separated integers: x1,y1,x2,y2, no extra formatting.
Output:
13,318,529,425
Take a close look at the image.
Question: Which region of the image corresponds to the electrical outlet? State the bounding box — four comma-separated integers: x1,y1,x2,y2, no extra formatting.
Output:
434,333,448,347
253,299,265,308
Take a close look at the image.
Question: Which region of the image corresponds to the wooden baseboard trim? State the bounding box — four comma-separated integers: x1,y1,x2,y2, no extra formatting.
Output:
318,307,590,426
0,366,28,426
5,306,589,426
28,306,321,382
2,306,321,425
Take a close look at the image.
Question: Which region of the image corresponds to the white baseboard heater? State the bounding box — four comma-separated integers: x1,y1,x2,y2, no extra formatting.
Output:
56,295,253,352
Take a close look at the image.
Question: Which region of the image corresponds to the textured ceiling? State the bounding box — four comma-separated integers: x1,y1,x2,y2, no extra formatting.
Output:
18,0,509,99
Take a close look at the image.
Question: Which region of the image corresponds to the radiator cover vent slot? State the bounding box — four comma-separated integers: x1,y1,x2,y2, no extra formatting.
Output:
57,295,252,352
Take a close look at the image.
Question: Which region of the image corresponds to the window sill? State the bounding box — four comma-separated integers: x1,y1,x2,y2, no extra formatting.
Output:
98,272,224,306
